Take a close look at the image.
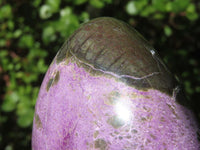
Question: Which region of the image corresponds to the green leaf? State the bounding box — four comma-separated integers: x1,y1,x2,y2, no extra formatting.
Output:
32,0,42,7
186,4,198,21
0,50,8,58
73,0,88,5
165,2,172,12
2,92,19,112
0,39,6,47
152,0,168,12
1,52,9,71
7,63,14,71
9,72,17,89
42,26,56,44
22,72,38,84
0,4,12,19
60,7,72,17
39,4,52,19
126,1,137,15
4,145,13,150
7,20,14,30
17,102,30,116
37,59,48,73
13,29,23,38
89,0,104,8
27,48,48,60
164,25,172,37
46,0,61,12
171,0,190,13
141,5,155,17
134,0,148,11
57,7,80,37
104,0,112,3
79,12,90,22
186,12,198,21
153,13,165,20
17,109,34,128
16,71,24,78
186,3,195,13
18,34,34,48
126,0,148,16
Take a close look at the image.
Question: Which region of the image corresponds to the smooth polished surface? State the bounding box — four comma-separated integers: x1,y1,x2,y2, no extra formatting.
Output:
32,17,200,149
56,17,176,95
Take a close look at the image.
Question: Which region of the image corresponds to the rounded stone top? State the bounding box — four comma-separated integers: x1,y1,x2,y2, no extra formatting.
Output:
56,17,179,97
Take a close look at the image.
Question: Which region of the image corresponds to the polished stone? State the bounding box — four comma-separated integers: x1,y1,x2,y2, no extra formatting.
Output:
32,17,200,150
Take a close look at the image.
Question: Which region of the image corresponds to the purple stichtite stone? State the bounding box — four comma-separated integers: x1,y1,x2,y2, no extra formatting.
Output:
32,17,200,150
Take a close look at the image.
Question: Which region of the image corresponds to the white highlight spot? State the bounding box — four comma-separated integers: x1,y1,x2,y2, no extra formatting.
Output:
150,49,155,56
114,96,132,122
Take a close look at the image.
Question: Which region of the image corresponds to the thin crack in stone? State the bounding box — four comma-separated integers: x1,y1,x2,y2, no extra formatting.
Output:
69,50,161,81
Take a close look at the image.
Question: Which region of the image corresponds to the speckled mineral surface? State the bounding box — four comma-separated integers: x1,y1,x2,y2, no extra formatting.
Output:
32,17,200,150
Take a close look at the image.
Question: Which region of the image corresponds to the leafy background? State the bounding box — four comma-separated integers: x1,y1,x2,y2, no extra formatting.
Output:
0,0,199,149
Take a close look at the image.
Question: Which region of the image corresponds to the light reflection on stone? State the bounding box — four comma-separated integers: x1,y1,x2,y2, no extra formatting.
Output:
114,95,133,123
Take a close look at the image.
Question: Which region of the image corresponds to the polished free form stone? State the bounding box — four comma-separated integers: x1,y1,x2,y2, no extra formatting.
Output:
32,17,200,150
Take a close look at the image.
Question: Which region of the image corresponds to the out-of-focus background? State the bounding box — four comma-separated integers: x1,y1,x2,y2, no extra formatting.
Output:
0,0,199,149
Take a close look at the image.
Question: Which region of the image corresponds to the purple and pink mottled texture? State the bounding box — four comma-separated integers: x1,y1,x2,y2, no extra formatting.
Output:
32,57,200,150
32,17,200,150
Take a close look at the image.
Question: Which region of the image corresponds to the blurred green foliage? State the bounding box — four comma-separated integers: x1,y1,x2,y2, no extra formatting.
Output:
0,0,199,149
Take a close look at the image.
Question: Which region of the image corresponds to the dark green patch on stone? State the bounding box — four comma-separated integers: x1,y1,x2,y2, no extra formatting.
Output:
55,17,187,106
94,139,107,150
107,115,125,129
64,17,177,95
35,114,42,129
54,71,60,85
46,71,60,91
46,78,53,91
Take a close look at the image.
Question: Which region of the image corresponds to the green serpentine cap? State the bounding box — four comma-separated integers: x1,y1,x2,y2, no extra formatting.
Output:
56,17,184,104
